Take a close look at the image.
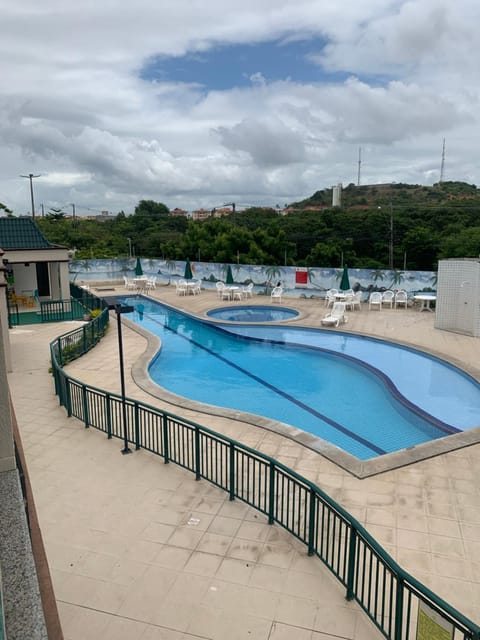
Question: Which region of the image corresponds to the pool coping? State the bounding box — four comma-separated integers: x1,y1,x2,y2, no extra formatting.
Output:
125,306,480,479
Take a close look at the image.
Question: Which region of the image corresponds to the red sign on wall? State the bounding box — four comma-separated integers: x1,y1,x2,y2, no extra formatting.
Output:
295,268,308,285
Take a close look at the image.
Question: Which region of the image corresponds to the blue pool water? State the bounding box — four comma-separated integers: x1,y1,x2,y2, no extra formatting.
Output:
120,296,480,460
207,305,299,322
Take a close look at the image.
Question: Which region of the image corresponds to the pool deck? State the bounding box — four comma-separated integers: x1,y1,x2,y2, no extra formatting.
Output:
7,285,480,639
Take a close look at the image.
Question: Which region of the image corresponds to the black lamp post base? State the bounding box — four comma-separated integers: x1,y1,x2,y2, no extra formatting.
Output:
121,447,132,455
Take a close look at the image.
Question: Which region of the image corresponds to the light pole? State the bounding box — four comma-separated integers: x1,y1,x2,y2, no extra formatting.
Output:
378,204,394,270
20,173,40,219
108,302,135,454
388,202,394,270
127,237,132,258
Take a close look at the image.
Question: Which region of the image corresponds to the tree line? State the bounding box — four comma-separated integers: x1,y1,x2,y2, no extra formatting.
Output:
4,181,480,271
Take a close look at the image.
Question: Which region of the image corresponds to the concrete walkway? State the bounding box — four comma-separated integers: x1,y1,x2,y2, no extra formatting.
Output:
8,287,480,638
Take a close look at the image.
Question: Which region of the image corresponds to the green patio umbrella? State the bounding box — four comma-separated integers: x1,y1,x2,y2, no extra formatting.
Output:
135,257,143,276
339,264,350,291
225,264,234,285
184,258,193,280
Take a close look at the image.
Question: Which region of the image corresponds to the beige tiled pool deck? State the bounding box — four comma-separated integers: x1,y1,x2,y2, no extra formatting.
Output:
8,286,480,639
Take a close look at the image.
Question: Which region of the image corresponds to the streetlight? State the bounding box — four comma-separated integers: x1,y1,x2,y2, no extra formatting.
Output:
127,237,132,258
378,204,394,270
106,301,135,454
388,202,393,270
20,173,40,219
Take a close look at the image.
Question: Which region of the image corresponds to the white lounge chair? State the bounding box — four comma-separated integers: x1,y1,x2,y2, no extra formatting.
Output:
321,302,347,327
271,286,283,303
368,292,383,310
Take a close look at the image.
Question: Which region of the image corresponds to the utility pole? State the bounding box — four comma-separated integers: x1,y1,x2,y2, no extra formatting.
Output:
357,147,362,186
439,138,446,183
20,173,40,219
389,202,394,270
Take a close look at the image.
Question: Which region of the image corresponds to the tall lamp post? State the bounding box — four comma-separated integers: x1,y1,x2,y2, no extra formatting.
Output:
388,202,394,270
127,237,132,258
108,302,134,454
20,173,41,219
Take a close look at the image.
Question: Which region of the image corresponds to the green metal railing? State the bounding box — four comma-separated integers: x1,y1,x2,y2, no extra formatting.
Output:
49,315,480,640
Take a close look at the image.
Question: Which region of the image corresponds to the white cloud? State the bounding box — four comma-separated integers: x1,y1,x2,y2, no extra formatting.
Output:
1,0,480,215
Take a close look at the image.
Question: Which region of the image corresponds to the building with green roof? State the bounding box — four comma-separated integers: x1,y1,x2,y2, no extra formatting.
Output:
0,217,70,302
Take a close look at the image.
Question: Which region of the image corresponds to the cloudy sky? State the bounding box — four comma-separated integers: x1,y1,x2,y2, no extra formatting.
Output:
1,0,479,215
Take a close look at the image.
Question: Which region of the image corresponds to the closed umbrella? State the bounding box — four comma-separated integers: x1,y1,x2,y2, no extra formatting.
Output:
339,265,350,291
184,258,193,280
226,264,234,285
135,257,143,276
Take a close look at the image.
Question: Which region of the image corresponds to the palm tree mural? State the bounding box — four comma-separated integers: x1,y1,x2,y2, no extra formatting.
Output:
70,259,92,282
305,267,325,289
159,259,177,284
388,270,405,289
369,269,385,288
430,272,438,289
262,265,284,286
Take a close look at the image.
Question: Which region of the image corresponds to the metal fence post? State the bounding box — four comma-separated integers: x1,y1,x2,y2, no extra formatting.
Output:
65,378,72,417
308,487,316,556
229,442,235,501
346,527,357,600
82,384,89,428
394,576,404,640
106,393,112,439
162,413,169,464
194,425,201,480
134,402,140,450
268,461,275,525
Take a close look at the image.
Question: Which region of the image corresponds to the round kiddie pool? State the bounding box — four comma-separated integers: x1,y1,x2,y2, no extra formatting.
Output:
206,305,299,323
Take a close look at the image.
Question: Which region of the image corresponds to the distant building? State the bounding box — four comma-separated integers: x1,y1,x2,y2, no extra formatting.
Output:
191,208,212,221
170,208,188,217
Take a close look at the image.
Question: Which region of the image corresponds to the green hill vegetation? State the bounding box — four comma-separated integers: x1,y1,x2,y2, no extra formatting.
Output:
4,181,480,271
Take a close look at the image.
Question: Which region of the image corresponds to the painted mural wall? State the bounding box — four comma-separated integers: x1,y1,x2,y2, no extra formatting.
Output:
70,258,437,300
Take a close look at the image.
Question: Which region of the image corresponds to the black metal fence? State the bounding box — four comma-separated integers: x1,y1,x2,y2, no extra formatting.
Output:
50,317,480,640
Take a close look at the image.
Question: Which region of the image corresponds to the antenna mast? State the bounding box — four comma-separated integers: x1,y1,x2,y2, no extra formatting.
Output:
357,147,362,186
439,138,446,183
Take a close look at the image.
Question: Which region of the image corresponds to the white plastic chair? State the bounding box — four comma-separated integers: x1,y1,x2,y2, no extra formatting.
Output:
271,286,283,303
321,302,347,327
368,292,383,310
350,291,362,311
216,282,226,298
242,283,253,298
325,289,338,307
191,280,201,295
175,279,187,296
394,290,408,309
382,290,395,308
124,276,136,290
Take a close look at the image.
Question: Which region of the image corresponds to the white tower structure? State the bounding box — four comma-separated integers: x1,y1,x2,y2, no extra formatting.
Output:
332,183,342,207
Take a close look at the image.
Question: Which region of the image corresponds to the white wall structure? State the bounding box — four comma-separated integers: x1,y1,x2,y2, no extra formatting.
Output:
332,183,342,207
435,259,480,337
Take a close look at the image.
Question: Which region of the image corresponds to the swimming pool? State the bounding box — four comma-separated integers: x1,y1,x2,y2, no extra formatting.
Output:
120,296,480,460
206,305,299,322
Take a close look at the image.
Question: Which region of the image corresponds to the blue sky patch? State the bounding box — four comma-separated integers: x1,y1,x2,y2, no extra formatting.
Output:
141,38,349,90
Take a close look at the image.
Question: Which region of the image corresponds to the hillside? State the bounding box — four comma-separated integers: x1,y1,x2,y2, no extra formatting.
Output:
291,180,480,210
